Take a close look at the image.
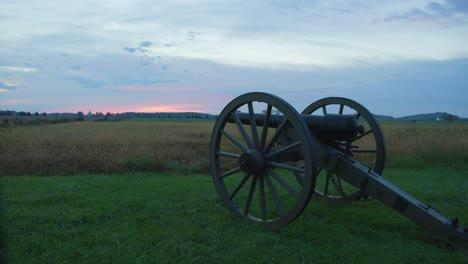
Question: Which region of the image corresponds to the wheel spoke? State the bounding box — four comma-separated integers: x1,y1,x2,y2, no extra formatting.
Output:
222,129,249,152
264,173,286,215
220,167,242,179
232,112,254,149
260,104,272,148
217,151,241,159
248,102,259,148
244,174,258,215
315,167,323,176
268,169,299,199
265,141,302,159
322,105,327,115
228,173,251,200
334,174,346,196
258,175,267,221
354,111,361,120
338,104,344,114
265,118,288,152
352,129,373,142
268,161,304,173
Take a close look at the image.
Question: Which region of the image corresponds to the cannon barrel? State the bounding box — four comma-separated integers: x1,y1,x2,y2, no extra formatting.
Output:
228,112,364,141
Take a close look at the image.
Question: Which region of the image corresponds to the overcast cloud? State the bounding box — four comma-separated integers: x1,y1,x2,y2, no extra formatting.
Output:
1,0,467,116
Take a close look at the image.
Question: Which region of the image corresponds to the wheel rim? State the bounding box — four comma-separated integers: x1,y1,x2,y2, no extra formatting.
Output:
301,97,386,200
210,92,317,229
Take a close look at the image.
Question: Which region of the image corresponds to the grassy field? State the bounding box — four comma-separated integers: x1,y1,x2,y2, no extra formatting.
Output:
0,119,467,262
0,120,467,176
1,169,467,263
382,121,468,168
0,121,212,176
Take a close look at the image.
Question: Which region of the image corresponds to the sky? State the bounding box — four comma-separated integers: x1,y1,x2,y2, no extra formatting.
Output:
1,0,467,117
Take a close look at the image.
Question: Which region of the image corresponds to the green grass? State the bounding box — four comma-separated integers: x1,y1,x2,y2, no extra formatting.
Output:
1,168,467,263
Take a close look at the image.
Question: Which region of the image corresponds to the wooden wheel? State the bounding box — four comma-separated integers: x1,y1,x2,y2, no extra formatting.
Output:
210,92,317,229
301,97,386,200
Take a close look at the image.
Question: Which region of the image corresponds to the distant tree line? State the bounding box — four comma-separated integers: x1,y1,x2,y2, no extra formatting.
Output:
113,112,216,119
439,113,459,122
0,110,46,117
40,111,216,120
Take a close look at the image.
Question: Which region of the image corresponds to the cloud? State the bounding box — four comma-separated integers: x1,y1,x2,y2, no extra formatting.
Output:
139,41,152,47
72,76,105,88
0,82,18,91
1,1,467,117
446,0,468,13
0,66,38,72
70,64,81,70
427,2,450,16
123,47,137,53
0,98,33,105
428,0,468,15
186,30,200,41
136,103,205,113
377,0,468,24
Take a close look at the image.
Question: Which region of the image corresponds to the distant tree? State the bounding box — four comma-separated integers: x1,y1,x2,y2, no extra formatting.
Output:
441,113,459,122
447,115,458,122
5,109,13,116
42,112,47,117
27,112,32,116
77,111,84,118
35,112,39,117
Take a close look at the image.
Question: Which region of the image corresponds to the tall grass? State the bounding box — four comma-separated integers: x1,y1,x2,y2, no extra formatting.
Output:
0,120,467,176
383,121,468,168
0,121,212,176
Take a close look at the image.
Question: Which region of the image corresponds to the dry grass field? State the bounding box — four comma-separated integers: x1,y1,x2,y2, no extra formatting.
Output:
0,121,211,176
0,120,467,176
384,121,468,167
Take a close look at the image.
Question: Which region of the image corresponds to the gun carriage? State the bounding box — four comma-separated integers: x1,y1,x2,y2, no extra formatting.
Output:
209,92,467,248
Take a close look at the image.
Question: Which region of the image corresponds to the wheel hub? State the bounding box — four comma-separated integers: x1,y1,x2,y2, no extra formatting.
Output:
239,150,265,174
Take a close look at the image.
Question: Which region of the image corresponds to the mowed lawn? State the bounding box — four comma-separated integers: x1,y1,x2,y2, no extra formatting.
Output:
1,168,467,263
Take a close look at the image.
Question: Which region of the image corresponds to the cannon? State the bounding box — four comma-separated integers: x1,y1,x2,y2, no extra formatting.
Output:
209,92,467,248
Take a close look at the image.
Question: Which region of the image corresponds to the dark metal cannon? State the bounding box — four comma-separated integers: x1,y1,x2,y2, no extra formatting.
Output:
210,92,467,249
228,113,365,142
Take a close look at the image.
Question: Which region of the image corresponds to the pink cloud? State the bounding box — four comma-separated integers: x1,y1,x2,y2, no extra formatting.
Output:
136,104,205,113
110,85,191,92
